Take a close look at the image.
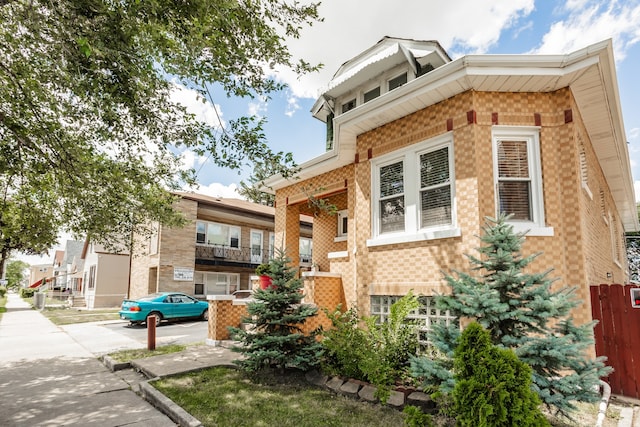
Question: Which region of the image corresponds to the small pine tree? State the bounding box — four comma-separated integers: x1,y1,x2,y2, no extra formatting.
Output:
411,214,611,417
453,322,549,427
229,248,323,373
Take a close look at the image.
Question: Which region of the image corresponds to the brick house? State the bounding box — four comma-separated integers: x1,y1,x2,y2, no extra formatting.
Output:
264,37,638,345
128,192,313,300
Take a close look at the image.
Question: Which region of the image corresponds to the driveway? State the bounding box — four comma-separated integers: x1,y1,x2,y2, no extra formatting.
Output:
62,318,209,355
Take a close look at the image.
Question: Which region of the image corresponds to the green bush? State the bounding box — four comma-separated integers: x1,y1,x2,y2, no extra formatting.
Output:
452,322,549,427
0,286,6,298
321,291,421,403
321,307,368,380
402,405,433,427
20,288,35,298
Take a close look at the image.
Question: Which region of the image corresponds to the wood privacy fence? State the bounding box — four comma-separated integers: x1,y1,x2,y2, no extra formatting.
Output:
590,284,640,398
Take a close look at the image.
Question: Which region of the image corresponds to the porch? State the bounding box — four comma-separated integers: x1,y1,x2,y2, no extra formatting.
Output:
205,272,345,345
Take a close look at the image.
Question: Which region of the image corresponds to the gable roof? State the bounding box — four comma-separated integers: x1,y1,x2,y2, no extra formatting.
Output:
311,37,451,122
267,39,638,232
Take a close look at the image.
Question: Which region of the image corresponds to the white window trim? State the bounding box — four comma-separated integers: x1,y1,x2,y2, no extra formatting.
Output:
335,209,348,242
194,271,241,296
368,132,459,247
492,126,553,237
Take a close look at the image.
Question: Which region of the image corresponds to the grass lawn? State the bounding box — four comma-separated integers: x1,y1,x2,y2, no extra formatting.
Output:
108,344,187,362
40,306,121,325
153,367,411,427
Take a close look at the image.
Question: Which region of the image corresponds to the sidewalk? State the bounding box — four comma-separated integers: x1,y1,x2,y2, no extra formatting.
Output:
0,292,177,426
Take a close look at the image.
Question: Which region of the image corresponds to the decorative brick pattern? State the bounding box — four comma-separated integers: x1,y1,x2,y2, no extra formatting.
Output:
273,88,631,354
208,299,247,341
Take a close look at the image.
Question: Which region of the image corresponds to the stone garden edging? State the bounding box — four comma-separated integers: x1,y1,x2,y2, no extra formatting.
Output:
304,370,437,414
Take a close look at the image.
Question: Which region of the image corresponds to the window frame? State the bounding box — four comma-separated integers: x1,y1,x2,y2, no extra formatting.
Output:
194,271,241,296
335,209,348,241
368,132,459,247
388,72,407,91
491,126,553,236
195,220,242,249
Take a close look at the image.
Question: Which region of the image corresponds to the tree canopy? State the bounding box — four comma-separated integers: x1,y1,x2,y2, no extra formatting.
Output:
0,0,321,257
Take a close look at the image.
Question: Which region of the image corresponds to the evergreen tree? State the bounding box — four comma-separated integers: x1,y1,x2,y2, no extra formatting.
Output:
411,215,611,417
230,248,323,373
452,322,549,427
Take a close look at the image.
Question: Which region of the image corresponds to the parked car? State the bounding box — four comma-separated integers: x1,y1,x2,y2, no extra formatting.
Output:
119,292,209,327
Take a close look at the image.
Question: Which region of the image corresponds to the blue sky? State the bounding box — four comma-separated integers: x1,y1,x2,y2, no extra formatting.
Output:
18,0,640,265
179,0,640,201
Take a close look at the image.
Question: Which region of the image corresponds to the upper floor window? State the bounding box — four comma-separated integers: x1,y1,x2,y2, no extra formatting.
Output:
196,221,240,248
369,133,457,246
388,72,407,91
364,86,380,103
341,98,356,114
492,127,552,236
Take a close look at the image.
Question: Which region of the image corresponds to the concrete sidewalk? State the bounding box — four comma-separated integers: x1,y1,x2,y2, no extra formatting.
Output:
0,292,176,426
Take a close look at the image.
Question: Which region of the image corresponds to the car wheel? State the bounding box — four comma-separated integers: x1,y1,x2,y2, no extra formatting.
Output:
146,312,162,327
201,309,209,321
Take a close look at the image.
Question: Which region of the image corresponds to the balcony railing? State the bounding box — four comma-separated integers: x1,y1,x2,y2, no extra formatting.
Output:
195,244,312,267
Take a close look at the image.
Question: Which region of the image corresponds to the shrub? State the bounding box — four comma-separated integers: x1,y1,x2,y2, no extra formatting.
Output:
0,286,6,298
255,263,270,276
321,291,421,403
403,405,433,427
452,322,549,427
411,215,610,417
20,287,35,298
321,307,368,380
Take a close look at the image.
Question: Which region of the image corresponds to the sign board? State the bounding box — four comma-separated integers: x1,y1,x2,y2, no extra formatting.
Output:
173,267,194,282
0,279,7,286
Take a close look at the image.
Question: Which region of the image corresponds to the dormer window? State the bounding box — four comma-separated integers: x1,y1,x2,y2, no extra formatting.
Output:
341,99,356,114
388,72,407,91
364,87,380,103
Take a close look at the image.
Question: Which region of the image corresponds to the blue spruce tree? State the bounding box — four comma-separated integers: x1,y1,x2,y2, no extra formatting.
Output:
230,248,322,373
411,215,611,417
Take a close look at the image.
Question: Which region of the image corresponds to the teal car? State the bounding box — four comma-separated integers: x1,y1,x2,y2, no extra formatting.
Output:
119,292,209,327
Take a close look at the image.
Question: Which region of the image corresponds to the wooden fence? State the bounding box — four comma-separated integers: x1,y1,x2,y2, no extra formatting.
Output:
590,284,640,398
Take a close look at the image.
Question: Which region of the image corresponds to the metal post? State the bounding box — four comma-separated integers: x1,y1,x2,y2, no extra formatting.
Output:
147,315,156,351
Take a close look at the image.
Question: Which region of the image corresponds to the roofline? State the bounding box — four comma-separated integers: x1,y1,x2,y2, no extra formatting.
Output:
265,39,638,231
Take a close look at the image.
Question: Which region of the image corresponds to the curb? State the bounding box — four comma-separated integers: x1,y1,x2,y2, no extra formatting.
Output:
596,380,611,427
101,355,131,372
140,380,203,427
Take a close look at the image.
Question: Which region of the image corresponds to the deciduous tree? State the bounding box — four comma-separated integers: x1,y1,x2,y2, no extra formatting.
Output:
0,0,321,253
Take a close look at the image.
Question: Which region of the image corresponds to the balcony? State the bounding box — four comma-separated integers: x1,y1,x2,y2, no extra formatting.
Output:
195,244,312,269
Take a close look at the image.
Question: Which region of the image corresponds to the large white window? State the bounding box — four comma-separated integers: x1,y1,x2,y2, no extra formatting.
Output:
369,133,458,246
492,127,552,236
194,272,240,296
195,221,241,248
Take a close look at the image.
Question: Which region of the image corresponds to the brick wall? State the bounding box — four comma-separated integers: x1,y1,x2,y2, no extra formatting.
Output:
274,88,630,337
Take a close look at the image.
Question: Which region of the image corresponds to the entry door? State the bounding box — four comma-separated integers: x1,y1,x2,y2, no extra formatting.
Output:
250,230,263,264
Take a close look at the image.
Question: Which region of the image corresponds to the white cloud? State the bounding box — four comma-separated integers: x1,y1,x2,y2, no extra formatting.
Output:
184,182,243,199
274,0,534,99
534,1,640,60
169,83,225,129
284,95,300,118
248,96,268,118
